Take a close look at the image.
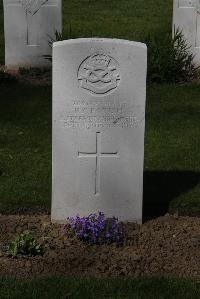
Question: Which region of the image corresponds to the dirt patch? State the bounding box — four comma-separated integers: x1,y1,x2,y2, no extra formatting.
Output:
0,214,199,278
0,66,52,86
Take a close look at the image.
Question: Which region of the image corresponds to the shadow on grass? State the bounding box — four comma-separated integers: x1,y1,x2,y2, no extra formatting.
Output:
143,170,200,221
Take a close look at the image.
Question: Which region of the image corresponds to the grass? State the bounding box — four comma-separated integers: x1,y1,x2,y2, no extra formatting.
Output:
0,276,200,299
0,83,51,212
0,0,173,64
144,84,200,218
0,81,199,217
62,0,172,40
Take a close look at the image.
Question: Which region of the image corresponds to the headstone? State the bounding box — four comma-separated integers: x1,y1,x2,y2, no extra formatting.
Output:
3,0,62,69
173,0,200,66
52,38,147,223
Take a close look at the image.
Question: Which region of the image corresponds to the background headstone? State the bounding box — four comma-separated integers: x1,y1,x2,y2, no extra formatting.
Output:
52,38,147,223
3,0,62,69
173,0,200,66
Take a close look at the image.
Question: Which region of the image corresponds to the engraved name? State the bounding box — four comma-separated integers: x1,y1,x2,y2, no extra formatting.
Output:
62,100,144,129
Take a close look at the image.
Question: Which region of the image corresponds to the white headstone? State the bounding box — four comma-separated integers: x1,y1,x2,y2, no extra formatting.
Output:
173,0,200,66
3,0,62,69
52,38,147,223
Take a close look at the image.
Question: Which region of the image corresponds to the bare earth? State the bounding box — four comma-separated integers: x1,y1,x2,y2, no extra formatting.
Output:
0,214,199,278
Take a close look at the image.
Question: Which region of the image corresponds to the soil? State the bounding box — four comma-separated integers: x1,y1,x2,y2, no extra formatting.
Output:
0,66,52,86
0,214,200,279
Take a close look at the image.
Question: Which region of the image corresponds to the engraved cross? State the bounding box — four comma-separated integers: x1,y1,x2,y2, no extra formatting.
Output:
7,0,49,46
78,132,119,196
178,0,200,47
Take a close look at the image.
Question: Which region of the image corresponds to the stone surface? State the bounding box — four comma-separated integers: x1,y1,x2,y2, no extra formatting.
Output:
52,38,147,223
173,0,200,66
3,0,62,69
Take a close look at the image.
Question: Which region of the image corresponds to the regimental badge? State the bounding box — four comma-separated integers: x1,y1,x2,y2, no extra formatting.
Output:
20,0,48,15
78,53,121,95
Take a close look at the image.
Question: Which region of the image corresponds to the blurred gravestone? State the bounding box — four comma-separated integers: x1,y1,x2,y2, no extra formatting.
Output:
173,0,200,66
52,38,147,223
3,0,62,69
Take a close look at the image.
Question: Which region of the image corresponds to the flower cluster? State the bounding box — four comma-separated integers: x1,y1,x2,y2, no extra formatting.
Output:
65,212,126,245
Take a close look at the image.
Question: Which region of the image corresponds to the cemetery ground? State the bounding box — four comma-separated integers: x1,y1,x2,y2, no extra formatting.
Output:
0,0,200,298
0,79,200,297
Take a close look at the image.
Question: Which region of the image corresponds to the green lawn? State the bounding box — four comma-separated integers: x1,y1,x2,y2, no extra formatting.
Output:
62,0,172,41
144,84,200,218
0,276,200,299
0,83,51,212
0,0,173,64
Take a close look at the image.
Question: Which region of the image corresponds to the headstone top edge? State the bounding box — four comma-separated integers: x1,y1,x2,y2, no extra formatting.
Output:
53,38,147,49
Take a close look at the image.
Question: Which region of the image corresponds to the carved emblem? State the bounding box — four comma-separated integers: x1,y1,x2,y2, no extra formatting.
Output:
20,0,48,15
78,53,121,95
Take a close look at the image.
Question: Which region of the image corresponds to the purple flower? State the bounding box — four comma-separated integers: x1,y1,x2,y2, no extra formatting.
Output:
105,231,111,238
65,212,126,245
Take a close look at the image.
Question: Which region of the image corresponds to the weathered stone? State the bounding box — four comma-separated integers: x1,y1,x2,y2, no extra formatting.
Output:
3,0,62,69
52,38,147,223
173,0,200,66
